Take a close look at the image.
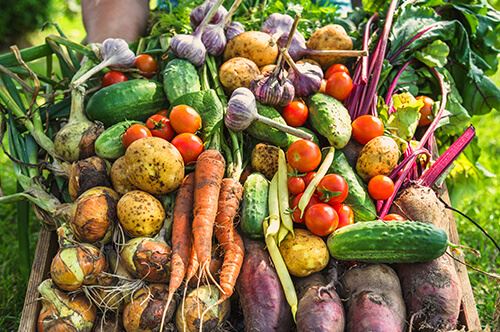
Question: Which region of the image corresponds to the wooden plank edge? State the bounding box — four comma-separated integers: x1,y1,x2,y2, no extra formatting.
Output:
18,228,58,332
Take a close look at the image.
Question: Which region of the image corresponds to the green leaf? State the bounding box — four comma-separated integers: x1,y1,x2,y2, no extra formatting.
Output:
387,93,423,141
415,40,450,67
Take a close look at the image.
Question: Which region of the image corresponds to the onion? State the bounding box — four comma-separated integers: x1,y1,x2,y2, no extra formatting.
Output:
68,156,110,201
38,279,97,332
50,242,107,291
122,284,176,332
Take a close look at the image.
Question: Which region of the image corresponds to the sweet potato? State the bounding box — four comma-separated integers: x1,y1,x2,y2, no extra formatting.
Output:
236,239,292,332
391,185,462,331
296,273,345,332
341,264,406,332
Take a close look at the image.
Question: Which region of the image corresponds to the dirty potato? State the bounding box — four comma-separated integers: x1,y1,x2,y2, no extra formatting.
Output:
356,136,400,181
224,31,278,67
306,25,353,69
117,190,165,237
251,143,280,180
220,57,260,92
110,156,137,195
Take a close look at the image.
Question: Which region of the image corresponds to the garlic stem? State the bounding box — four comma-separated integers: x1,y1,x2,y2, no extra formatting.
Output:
71,59,111,88
282,50,300,73
224,0,243,26
273,14,300,76
196,0,226,36
255,114,313,140
307,49,367,57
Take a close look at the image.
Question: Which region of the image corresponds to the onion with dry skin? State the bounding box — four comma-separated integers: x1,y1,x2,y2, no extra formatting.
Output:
37,279,97,332
50,243,107,291
117,190,165,237
122,283,176,332
69,186,119,244
68,156,111,201
121,237,172,282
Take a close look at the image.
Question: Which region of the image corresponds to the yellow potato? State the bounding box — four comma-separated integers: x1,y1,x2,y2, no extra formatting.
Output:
110,156,136,195
224,31,278,67
117,190,165,237
306,24,353,69
356,136,400,181
219,57,260,92
279,229,329,277
125,137,184,195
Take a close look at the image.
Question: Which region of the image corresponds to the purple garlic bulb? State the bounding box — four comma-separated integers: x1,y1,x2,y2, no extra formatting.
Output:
225,87,258,131
190,0,228,28
202,24,227,56
261,13,294,35
170,33,206,67
277,31,307,61
288,62,323,97
251,71,295,107
225,21,245,40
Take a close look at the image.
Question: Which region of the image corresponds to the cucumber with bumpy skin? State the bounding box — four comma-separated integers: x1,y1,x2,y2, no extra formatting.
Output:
95,120,141,160
86,80,166,127
327,221,448,263
241,173,269,239
163,59,201,103
247,103,291,148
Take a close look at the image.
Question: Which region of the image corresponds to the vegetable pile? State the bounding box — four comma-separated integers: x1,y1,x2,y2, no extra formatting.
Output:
0,0,498,331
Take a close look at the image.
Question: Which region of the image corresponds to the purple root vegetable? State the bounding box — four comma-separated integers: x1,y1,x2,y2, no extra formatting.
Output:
342,264,406,332
236,239,292,332
296,273,345,332
396,255,462,331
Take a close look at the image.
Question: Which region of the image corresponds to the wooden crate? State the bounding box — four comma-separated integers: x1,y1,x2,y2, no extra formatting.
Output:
18,193,482,332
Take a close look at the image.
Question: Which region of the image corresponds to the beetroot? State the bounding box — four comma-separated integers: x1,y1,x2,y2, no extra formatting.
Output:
236,239,292,332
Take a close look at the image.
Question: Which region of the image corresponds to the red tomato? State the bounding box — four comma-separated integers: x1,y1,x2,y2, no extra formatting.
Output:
316,174,349,205
325,64,350,80
351,115,385,145
134,54,158,77
305,203,338,236
171,133,204,164
282,101,309,127
368,175,395,200
288,177,306,195
122,124,151,148
303,172,317,187
146,114,175,141
291,193,320,223
332,203,354,229
416,96,434,127
156,109,169,117
286,140,321,173
325,71,353,101
382,213,406,221
169,105,202,134
102,71,127,87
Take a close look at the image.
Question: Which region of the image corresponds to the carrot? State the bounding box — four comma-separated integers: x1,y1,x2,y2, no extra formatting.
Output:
214,178,245,298
160,173,195,331
192,150,226,274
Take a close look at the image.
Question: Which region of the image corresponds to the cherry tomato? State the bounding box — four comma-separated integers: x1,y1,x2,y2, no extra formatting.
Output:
332,203,354,229
146,114,175,141
282,101,309,127
325,71,353,101
122,124,152,148
156,109,169,117
134,54,158,77
382,213,406,221
291,193,320,223
303,172,317,187
316,174,349,205
351,115,384,145
286,140,321,173
102,71,128,87
325,64,350,80
416,96,434,127
305,203,338,236
171,133,204,164
288,176,306,195
169,105,202,134
368,175,395,200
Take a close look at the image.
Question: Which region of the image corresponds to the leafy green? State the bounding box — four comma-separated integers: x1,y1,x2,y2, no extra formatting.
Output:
387,93,423,141
415,40,450,67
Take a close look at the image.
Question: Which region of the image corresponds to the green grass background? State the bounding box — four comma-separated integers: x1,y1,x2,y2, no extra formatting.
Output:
0,2,498,330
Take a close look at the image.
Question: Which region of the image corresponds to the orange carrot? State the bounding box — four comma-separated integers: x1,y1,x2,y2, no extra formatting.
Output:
192,150,225,273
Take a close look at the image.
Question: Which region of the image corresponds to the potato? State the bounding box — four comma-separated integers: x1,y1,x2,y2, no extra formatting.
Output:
219,57,260,92
251,143,279,179
125,137,184,195
356,136,400,181
306,24,353,69
110,156,136,195
117,190,165,237
279,229,329,277
224,31,278,67
260,64,277,76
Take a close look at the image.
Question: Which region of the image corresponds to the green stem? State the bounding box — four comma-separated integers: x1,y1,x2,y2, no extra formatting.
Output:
0,44,53,67
16,186,31,279
45,35,96,59
200,63,210,91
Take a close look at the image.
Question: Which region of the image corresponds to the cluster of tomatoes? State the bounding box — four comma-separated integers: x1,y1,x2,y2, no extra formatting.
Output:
285,139,353,237
122,105,204,164
102,54,159,86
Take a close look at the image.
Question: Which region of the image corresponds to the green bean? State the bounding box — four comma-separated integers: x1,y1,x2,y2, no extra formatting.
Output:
265,173,280,239
278,149,294,233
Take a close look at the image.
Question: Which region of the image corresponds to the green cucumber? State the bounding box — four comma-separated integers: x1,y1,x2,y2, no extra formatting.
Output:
247,103,291,148
163,59,201,103
86,80,167,127
308,93,352,148
95,120,141,160
171,89,223,141
328,151,377,221
327,221,448,263
288,127,320,146
240,173,269,239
